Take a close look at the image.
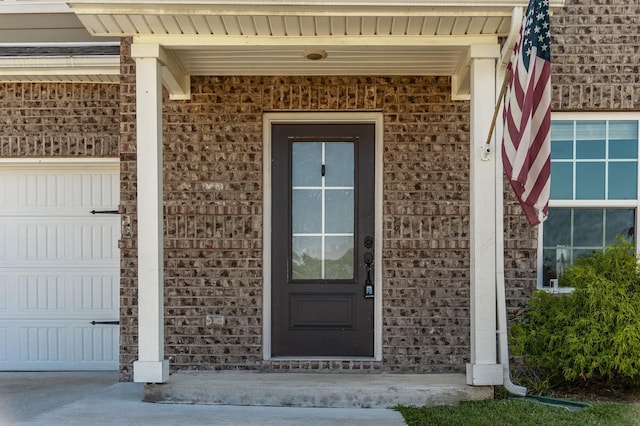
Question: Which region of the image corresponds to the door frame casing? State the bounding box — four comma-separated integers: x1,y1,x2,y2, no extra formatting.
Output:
262,112,383,361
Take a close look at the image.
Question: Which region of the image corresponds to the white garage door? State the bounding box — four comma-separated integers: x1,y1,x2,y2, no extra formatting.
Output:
0,161,120,370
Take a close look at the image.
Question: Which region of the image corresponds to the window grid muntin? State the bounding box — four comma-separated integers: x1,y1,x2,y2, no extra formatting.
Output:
539,115,640,289
551,120,638,201
291,142,355,280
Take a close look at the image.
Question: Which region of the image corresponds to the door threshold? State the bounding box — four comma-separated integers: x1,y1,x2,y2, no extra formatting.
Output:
261,358,383,373
267,356,377,361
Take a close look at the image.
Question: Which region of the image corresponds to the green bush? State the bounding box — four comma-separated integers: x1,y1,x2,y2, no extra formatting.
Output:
511,239,640,389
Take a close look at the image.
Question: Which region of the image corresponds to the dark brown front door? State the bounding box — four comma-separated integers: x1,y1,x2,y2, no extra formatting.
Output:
271,123,375,357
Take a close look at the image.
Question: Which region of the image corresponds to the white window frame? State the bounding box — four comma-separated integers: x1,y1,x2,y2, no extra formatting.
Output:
537,112,640,290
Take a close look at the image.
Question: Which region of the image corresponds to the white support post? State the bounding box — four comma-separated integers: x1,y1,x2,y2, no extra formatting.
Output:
466,44,503,386
131,44,169,383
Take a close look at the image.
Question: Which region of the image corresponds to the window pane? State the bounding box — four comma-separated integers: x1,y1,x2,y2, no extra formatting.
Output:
543,208,571,247
609,121,638,159
324,236,354,279
609,139,638,159
292,189,321,233
543,117,640,289
550,162,573,199
608,162,637,200
292,236,322,279
576,121,606,159
576,139,605,159
542,248,557,285
552,139,573,160
576,121,606,140
325,190,354,233
605,209,635,245
574,248,599,261
573,209,603,246
576,163,605,199
292,142,322,187
551,121,574,143
325,143,354,187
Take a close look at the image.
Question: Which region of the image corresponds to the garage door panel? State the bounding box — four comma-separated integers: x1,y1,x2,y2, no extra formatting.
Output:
18,276,67,313
0,174,5,209
0,327,6,361
0,276,6,311
0,218,119,266
18,224,66,260
0,271,118,319
76,326,119,362
73,274,118,312
0,225,5,259
72,173,118,208
0,320,118,369
0,163,120,371
7,171,118,212
74,222,119,260
18,325,68,362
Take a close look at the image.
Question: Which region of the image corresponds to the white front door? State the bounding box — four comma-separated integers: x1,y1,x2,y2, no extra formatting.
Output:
0,161,120,370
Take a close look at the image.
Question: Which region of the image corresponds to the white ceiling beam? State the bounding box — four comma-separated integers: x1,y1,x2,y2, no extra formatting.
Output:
161,48,191,100
135,34,498,48
131,43,191,100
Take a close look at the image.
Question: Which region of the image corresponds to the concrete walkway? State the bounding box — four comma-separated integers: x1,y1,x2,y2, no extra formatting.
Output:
0,372,406,426
145,371,491,408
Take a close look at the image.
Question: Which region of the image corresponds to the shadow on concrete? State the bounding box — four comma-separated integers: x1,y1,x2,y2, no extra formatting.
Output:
0,372,407,426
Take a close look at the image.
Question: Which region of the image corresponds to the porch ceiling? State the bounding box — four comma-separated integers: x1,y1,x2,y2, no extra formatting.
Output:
67,0,565,98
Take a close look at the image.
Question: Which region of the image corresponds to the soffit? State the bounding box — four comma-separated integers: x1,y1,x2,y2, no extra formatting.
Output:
67,0,565,97
0,55,120,83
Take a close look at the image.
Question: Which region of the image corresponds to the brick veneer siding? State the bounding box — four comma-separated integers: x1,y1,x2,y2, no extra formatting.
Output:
118,38,478,379
0,82,119,157
2,0,634,381
551,0,640,110
120,0,640,377
501,0,640,312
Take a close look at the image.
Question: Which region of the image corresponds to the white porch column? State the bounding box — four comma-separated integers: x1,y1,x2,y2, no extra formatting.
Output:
131,44,169,383
466,44,503,386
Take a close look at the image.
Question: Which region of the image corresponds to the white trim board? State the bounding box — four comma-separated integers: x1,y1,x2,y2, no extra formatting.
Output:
262,111,384,361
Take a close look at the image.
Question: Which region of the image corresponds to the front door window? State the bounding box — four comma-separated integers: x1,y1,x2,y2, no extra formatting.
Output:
291,141,355,280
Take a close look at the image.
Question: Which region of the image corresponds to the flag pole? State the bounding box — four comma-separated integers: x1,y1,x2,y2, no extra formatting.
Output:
485,67,512,147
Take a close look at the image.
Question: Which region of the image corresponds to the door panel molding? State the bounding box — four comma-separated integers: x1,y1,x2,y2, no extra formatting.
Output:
262,112,383,361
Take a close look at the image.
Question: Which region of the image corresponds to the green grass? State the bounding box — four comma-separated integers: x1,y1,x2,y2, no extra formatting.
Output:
395,399,640,426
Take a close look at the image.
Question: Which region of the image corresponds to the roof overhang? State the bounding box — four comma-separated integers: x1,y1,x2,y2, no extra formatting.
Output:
0,0,119,43
0,53,119,83
0,1,119,83
67,1,563,97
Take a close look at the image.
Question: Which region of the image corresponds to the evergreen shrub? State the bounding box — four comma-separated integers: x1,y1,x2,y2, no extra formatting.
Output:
511,240,640,389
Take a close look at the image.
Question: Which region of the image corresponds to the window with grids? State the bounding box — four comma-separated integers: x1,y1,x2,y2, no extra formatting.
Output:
540,117,639,289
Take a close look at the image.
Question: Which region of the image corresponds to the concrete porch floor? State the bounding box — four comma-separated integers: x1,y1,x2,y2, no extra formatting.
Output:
144,372,494,408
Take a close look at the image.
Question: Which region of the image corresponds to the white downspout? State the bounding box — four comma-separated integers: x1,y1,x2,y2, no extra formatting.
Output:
495,164,526,396
495,6,527,397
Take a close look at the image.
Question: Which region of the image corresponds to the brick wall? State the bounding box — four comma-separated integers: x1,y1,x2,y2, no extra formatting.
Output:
4,0,634,381
551,0,640,110
501,0,640,313
0,82,119,157
95,0,640,379
118,38,473,379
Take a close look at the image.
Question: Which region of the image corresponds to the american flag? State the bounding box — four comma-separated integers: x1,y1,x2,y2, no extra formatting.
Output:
502,0,552,227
